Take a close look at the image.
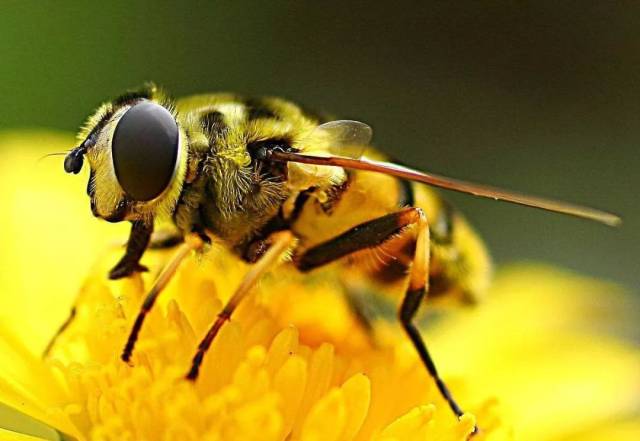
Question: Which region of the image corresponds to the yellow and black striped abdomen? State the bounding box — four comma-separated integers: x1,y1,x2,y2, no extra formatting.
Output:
413,182,492,304
291,167,492,305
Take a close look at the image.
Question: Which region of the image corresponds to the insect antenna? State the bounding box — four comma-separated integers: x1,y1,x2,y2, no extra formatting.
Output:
266,150,621,227
36,151,71,163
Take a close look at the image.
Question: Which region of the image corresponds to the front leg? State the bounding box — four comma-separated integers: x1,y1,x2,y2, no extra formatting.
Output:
109,220,154,280
121,234,206,363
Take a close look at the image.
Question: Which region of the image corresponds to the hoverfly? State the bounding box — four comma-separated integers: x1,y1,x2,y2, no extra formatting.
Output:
56,83,620,428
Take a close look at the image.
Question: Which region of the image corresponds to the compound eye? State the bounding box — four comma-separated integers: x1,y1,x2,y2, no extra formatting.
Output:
112,101,179,201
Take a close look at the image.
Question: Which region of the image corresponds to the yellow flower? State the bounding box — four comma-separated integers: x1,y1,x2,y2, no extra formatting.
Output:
0,131,639,441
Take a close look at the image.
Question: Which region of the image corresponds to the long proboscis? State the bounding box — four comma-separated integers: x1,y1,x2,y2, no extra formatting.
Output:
268,151,621,227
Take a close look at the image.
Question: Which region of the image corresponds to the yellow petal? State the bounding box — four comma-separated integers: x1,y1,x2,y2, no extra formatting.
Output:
430,265,640,440
0,428,54,441
338,374,371,441
562,419,640,441
0,131,128,355
300,387,347,441
374,405,435,441
273,354,308,436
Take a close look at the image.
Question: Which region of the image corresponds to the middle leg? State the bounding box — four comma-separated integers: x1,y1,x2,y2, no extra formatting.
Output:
186,230,294,380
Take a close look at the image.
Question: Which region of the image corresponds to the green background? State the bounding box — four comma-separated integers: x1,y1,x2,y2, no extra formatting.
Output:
1,1,638,293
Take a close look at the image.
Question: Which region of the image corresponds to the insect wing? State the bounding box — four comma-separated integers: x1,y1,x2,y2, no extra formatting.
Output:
287,120,373,189
307,120,372,158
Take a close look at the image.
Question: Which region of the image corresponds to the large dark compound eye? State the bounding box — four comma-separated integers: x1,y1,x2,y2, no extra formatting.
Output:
112,101,179,201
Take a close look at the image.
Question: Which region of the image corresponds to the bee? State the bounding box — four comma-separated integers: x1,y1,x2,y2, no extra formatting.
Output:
58,83,619,427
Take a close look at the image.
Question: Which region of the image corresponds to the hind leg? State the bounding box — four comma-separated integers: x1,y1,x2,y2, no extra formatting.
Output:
293,207,470,424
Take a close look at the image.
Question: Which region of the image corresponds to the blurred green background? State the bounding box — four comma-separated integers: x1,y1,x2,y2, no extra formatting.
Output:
1,1,638,292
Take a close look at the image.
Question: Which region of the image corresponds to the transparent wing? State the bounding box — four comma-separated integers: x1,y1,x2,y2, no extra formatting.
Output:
315,120,373,147
307,120,372,158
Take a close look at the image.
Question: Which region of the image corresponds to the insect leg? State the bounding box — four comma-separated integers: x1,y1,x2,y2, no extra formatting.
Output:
148,226,211,250
121,237,204,363
396,212,469,418
109,220,154,280
294,207,470,424
186,230,294,381
399,211,479,433
42,306,76,357
295,208,421,271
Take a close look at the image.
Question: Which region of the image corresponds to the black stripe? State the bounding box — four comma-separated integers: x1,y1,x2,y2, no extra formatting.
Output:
372,258,410,283
245,98,279,121
432,200,455,244
298,103,331,124
397,178,415,207
200,182,218,230
319,174,351,215
201,110,227,136
427,271,453,297
172,147,207,223
371,235,415,283
289,187,315,223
